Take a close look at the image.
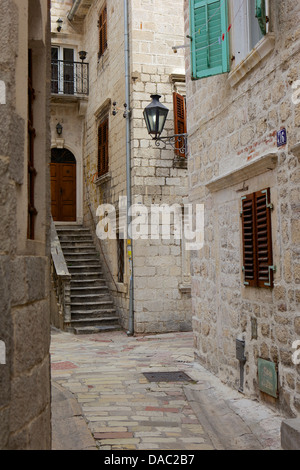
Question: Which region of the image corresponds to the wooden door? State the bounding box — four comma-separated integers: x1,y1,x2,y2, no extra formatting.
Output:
51,149,76,222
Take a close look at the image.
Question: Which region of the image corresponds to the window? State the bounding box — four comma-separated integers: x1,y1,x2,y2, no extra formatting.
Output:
117,232,125,284
189,0,268,79
173,92,187,158
189,0,230,79
98,4,107,58
51,47,75,95
97,119,109,177
232,0,265,66
240,188,274,288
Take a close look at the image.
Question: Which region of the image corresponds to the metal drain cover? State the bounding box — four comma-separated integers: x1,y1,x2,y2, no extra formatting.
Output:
143,371,193,382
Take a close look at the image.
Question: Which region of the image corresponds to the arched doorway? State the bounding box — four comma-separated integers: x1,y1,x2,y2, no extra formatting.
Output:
51,148,77,222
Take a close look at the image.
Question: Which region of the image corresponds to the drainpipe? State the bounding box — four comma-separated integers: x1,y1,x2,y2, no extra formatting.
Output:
124,0,134,336
67,0,82,22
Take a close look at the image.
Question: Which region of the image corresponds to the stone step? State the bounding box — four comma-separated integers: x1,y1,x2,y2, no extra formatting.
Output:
71,278,107,287
60,244,97,253
71,313,118,323
71,293,111,303
57,230,93,236
65,253,100,260
72,324,121,335
66,258,100,265
71,308,117,318
56,226,90,233
71,285,108,293
61,245,96,253
56,224,121,334
68,266,102,274
70,272,104,280
60,237,94,244
71,300,114,311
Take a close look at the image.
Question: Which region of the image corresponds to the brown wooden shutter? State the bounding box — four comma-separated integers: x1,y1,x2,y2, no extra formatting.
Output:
173,92,187,158
99,5,107,58
241,193,257,287
241,188,274,288
255,188,273,288
98,119,109,177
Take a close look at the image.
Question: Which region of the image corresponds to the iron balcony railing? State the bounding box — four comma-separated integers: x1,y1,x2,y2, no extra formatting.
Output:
51,60,89,96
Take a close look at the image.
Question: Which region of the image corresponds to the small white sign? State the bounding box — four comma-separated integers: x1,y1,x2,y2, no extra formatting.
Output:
0,81,6,105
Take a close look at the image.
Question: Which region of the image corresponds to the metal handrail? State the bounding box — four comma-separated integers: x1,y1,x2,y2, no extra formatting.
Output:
51,59,89,96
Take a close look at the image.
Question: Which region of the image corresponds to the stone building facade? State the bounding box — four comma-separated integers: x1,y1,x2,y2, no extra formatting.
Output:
184,0,300,416
50,0,192,334
0,0,51,449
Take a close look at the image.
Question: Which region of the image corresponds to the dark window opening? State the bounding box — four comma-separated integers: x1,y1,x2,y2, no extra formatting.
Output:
98,4,107,58
97,119,109,177
117,232,124,283
28,49,38,239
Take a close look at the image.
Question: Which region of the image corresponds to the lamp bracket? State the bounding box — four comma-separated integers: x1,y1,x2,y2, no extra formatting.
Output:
154,134,188,155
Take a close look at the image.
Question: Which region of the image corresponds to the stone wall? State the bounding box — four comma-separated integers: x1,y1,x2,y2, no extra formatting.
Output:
184,0,300,416
0,0,51,449
129,0,191,333
81,0,192,333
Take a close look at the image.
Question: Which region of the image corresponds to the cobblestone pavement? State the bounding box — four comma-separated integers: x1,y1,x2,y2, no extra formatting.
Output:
50,328,284,451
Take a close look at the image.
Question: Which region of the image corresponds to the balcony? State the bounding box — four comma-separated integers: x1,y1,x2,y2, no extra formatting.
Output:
51,60,89,98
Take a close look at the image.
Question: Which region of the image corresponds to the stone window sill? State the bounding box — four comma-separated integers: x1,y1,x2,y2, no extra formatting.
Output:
206,151,278,193
95,172,111,186
228,33,275,87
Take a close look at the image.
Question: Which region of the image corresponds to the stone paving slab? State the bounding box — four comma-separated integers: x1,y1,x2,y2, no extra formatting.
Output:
50,328,285,451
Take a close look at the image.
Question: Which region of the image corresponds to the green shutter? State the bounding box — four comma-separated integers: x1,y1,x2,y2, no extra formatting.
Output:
255,0,266,36
190,0,229,79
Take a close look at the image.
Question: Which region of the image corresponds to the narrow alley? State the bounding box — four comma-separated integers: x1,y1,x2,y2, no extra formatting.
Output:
50,329,283,451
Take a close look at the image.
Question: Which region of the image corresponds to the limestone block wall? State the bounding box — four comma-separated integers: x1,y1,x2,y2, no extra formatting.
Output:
128,0,191,333
184,0,300,416
79,0,192,333
80,0,129,326
0,0,51,449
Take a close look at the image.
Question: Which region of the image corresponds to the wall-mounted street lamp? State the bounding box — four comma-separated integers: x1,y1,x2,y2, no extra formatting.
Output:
143,94,187,155
56,122,63,136
56,18,63,32
79,50,87,62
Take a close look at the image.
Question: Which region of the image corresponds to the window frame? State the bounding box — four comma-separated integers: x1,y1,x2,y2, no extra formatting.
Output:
117,231,125,284
51,46,76,95
189,0,230,80
98,3,108,59
231,0,265,67
173,92,187,158
97,118,109,177
241,188,274,288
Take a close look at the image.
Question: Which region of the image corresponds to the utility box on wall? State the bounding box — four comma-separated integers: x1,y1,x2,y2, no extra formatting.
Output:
258,358,278,399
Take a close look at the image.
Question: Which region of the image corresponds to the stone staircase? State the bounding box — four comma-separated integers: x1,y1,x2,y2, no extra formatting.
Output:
56,225,121,335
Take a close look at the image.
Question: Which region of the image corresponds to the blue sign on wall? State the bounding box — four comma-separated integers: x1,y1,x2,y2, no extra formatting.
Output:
277,128,287,147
